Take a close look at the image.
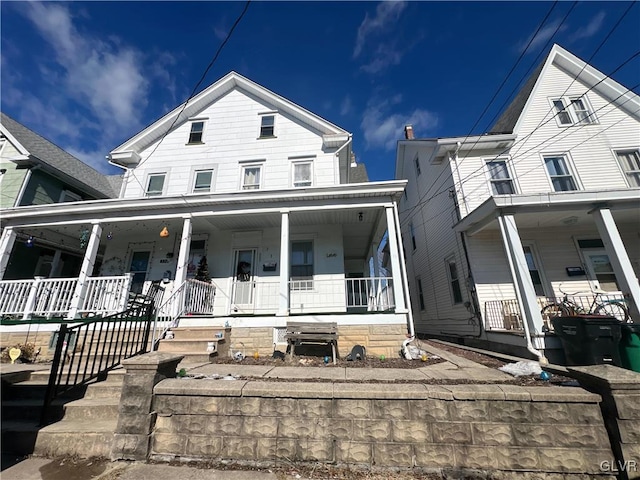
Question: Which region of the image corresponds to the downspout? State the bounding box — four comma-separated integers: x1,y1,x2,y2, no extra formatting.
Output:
392,203,416,358
334,134,352,184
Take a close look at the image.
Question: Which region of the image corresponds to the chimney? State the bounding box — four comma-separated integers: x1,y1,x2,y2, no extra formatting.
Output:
404,124,414,140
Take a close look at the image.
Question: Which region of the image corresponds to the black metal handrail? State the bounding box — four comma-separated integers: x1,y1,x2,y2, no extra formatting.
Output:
40,284,164,425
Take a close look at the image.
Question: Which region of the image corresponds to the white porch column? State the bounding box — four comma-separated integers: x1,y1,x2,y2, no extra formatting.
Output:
0,227,17,279
497,214,545,334
68,222,102,319
591,207,640,321
277,210,290,316
385,206,407,313
175,217,193,287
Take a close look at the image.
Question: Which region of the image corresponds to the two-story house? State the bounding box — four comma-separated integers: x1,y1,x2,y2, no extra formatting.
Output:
0,72,412,358
396,44,639,362
0,113,121,279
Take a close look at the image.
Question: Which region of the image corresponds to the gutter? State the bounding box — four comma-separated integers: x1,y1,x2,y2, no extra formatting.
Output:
334,134,352,184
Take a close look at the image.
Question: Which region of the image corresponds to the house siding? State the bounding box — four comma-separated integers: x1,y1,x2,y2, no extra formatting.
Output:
17,169,84,206
122,89,338,199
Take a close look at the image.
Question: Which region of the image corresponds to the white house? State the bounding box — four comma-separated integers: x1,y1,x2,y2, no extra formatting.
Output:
0,72,412,358
396,45,639,362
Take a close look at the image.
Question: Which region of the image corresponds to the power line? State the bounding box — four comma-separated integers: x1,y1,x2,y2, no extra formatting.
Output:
128,0,251,191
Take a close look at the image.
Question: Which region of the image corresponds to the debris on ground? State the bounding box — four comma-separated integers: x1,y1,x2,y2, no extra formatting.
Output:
498,361,543,377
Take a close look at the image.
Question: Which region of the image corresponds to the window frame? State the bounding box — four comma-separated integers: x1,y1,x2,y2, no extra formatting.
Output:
542,153,580,192
291,159,313,188
240,164,263,191
484,157,516,195
290,240,314,290
190,167,216,194
613,148,640,187
409,222,417,251
445,255,463,305
414,155,421,176
145,172,167,197
549,95,597,127
187,120,205,144
416,276,425,311
258,113,276,139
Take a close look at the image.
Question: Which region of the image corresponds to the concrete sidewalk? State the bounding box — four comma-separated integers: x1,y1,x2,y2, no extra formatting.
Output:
1,457,279,480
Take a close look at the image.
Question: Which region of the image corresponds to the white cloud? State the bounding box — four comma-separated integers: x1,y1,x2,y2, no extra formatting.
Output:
516,20,566,54
22,2,155,136
570,11,606,42
340,96,353,116
353,1,407,58
360,43,403,74
361,95,438,150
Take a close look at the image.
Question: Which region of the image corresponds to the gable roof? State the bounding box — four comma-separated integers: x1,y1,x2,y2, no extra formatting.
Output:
490,44,640,134
110,71,350,162
0,112,120,199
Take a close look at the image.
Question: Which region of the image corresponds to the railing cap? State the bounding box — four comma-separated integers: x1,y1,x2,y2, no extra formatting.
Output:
122,352,184,370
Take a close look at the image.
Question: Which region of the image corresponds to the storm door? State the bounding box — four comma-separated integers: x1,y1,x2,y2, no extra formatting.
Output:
231,249,256,313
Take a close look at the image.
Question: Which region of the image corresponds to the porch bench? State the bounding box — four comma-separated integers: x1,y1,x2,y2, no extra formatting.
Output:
285,321,338,364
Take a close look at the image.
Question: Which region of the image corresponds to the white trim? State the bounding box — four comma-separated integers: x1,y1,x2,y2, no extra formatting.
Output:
145,171,168,197
612,147,640,188
541,152,582,192
521,241,550,297
189,165,217,194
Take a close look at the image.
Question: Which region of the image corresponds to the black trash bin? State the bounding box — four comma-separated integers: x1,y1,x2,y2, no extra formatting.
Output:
551,315,622,366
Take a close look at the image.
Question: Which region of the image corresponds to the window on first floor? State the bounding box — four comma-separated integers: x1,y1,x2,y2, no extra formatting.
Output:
188,121,205,144
291,240,313,290
446,256,463,304
416,277,425,311
615,149,640,187
544,155,578,192
145,173,166,197
242,165,261,190
486,158,515,195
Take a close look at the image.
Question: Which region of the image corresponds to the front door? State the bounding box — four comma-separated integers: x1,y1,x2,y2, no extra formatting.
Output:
231,249,256,313
129,251,151,294
584,249,620,292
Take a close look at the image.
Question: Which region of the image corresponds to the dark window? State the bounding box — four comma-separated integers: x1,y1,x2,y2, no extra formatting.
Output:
486,160,515,194
146,173,166,197
410,223,416,250
544,156,577,191
260,115,275,137
417,277,425,311
448,259,463,304
291,241,313,290
188,122,204,144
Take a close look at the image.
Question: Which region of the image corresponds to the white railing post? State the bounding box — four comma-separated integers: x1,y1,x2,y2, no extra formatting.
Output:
277,210,290,316
68,223,102,319
119,273,134,311
0,227,17,280
22,277,43,320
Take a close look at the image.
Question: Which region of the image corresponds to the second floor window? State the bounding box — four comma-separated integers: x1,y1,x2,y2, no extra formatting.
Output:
415,156,421,176
544,155,578,192
293,162,312,187
260,115,275,138
486,159,515,194
242,165,261,190
193,169,214,193
146,173,166,197
446,257,463,304
188,121,204,144
615,149,640,187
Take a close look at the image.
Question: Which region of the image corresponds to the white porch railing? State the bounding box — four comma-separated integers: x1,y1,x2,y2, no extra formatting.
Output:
0,275,132,320
230,276,395,315
152,279,217,346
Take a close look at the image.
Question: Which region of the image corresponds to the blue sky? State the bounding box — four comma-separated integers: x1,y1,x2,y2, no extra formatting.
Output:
2,1,638,182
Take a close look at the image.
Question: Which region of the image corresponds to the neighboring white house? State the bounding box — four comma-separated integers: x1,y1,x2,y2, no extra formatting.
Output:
0,72,411,357
396,44,639,362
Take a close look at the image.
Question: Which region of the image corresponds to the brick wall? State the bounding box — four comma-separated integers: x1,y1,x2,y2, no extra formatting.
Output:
150,379,615,477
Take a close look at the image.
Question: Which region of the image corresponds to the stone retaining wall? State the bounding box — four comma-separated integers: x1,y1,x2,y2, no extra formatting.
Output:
149,379,615,477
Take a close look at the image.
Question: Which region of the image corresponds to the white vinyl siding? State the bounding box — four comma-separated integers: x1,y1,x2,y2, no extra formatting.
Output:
122,89,342,198
615,149,640,187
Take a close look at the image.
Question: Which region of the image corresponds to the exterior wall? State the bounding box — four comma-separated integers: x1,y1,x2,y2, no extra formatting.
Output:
398,144,476,338
0,156,28,208
151,379,613,477
16,170,85,206
454,61,640,216
121,88,340,199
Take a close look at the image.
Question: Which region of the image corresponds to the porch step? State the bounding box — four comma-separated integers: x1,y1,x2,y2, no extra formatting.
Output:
156,327,230,362
157,338,221,354
165,326,229,340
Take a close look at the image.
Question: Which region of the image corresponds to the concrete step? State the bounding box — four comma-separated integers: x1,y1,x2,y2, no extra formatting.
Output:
28,367,125,385
165,326,228,340
157,338,220,354
60,397,120,421
34,419,117,458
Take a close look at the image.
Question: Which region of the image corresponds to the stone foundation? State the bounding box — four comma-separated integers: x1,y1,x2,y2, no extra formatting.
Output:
229,323,408,359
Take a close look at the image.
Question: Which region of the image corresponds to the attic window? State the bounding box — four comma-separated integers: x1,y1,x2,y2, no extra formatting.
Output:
551,96,596,127
259,115,275,138
188,121,205,144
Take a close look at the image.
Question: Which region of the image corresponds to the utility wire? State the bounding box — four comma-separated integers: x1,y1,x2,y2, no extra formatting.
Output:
128,0,251,190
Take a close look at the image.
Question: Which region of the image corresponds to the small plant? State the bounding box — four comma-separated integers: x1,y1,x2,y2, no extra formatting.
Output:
1,342,39,363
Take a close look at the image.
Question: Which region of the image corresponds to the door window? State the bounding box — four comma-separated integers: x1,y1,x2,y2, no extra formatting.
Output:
129,251,151,294
584,251,619,291
522,245,545,296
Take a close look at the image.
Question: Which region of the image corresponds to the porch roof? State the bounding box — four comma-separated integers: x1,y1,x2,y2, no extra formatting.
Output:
454,189,640,235
0,180,407,228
